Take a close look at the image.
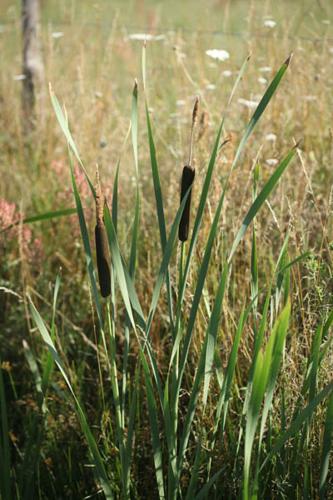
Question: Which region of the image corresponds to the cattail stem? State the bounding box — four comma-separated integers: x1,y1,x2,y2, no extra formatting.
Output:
187,96,199,166
179,97,199,242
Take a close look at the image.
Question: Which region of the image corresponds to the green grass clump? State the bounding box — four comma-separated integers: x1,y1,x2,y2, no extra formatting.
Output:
1,47,331,499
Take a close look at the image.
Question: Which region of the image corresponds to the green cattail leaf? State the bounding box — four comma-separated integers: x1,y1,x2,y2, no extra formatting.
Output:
69,153,103,329
229,147,297,262
49,85,95,195
259,302,291,448
243,290,271,416
112,162,120,234
232,55,291,172
202,264,229,406
145,94,174,324
0,207,77,233
194,469,224,500
146,189,191,336
140,353,165,499
103,207,137,332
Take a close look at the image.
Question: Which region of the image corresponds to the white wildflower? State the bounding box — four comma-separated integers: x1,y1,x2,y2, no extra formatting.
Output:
263,20,276,28
265,133,277,142
266,158,278,166
205,83,216,90
258,77,267,84
238,98,259,110
128,33,155,41
222,70,232,77
259,66,272,73
52,32,64,39
206,49,230,61
302,95,317,102
13,74,26,81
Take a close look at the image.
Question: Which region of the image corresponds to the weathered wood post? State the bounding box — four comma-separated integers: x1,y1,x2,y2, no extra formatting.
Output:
21,0,44,134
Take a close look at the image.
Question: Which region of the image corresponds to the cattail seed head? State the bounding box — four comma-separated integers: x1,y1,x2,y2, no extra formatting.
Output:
95,221,111,298
95,166,111,298
178,165,195,242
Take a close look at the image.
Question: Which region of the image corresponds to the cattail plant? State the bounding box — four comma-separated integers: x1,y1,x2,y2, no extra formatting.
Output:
95,168,111,298
178,96,199,242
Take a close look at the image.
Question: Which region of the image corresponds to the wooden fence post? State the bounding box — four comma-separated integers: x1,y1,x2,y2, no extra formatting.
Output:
21,0,44,134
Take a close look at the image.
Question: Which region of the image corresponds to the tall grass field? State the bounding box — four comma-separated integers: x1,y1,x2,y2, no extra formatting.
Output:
1,0,333,498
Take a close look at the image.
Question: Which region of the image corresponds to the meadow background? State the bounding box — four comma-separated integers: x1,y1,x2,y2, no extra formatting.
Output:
1,0,333,498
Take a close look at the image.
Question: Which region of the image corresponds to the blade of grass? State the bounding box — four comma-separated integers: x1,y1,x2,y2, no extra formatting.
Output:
243,301,288,500
232,55,292,171
69,152,103,330
202,264,229,406
176,263,228,487
141,353,165,499
0,364,10,500
29,297,113,499
143,45,174,327
261,381,333,472
0,207,77,233
49,85,95,194
319,392,333,499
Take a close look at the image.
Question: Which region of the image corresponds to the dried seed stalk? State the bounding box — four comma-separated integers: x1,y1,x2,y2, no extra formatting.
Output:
178,97,199,242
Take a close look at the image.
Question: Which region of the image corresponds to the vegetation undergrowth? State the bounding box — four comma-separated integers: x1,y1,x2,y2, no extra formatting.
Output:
1,14,333,498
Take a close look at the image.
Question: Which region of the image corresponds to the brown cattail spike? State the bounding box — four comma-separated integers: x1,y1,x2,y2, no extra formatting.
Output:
95,167,111,298
95,222,111,297
178,165,195,242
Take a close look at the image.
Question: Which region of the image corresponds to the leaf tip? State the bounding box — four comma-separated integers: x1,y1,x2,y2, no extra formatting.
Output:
284,53,293,67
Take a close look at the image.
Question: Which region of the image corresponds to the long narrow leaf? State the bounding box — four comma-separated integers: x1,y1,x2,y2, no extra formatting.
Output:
29,298,113,499
229,147,297,262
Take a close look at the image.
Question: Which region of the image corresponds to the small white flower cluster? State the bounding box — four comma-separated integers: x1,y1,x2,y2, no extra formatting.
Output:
205,49,230,61
238,98,259,110
263,19,277,28
128,33,165,41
